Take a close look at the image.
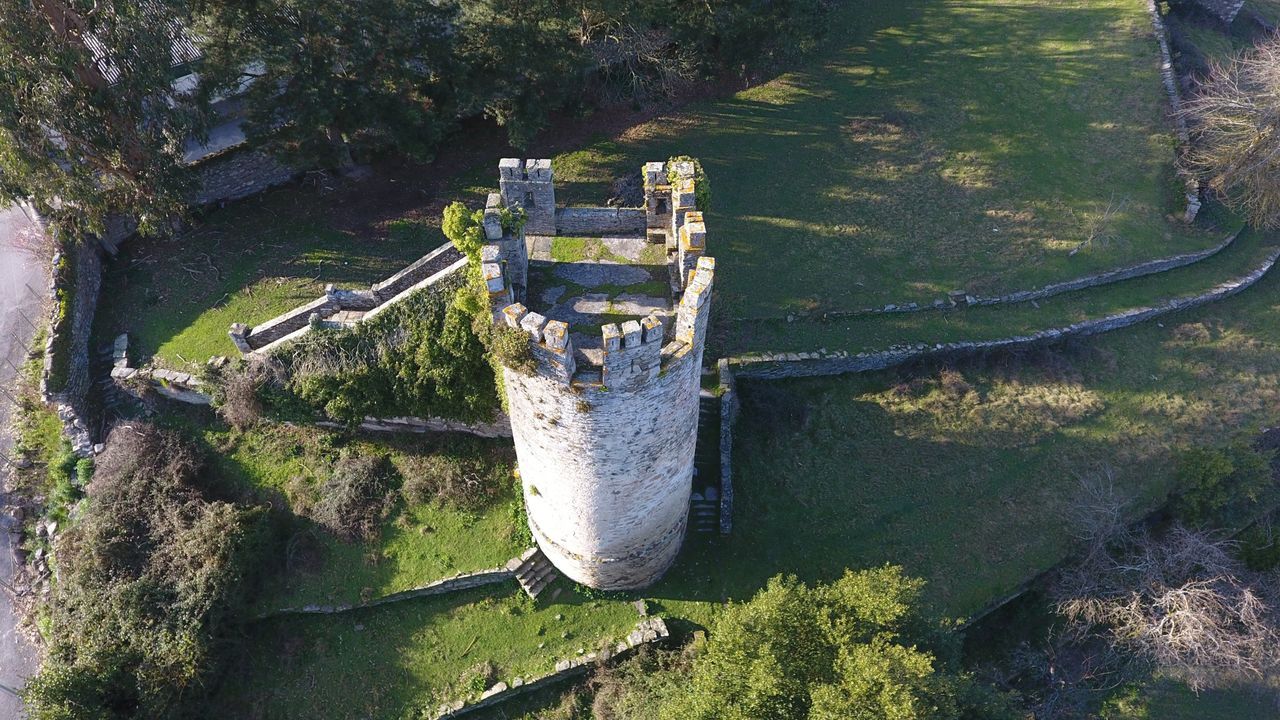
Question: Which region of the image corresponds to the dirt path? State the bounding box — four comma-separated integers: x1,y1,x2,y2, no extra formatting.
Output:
0,205,45,718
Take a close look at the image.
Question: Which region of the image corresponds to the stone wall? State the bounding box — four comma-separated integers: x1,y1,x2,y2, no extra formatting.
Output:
717,358,737,536
38,235,101,457
193,147,299,207
485,158,716,591
553,207,647,236
231,244,466,354
730,248,1280,381
315,414,513,438
1148,0,1203,222
261,560,521,618
743,227,1240,323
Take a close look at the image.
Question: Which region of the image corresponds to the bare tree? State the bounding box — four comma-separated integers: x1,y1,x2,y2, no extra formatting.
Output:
1181,39,1280,228
1055,509,1280,692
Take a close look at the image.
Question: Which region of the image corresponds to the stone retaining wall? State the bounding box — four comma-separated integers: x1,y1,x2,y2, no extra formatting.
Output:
1148,0,1202,222
194,147,299,207
433,617,670,719
554,207,647,236
744,228,1240,323
262,561,520,618
717,358,737,536
315,414,513,438
233,247,466,354
730,248,1280,380
110,365,213,405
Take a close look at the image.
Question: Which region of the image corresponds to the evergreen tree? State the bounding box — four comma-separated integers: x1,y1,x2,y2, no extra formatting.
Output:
0,0,209,236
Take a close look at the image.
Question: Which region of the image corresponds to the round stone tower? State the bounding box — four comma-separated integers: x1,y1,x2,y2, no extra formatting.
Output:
479,158,714,590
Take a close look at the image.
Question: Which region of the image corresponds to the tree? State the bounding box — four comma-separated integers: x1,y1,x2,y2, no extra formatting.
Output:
1182,39,1280,227
196,0,456,168
658,567,1016,720
0,0,209,237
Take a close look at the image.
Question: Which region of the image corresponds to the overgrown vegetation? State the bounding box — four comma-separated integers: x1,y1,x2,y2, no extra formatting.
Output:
266,273,500,425
45,246,74,393
21,424,268,720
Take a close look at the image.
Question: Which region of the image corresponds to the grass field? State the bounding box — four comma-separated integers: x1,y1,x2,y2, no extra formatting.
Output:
93,0,1280,715
549,0,1219,319
98,0,1215,370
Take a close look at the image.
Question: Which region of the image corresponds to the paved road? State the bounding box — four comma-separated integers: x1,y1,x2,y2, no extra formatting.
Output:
0,206,44,718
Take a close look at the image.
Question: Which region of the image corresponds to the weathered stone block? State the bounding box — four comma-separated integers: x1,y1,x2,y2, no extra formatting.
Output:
621,320,642,348
520,312,548,342
602,323,622,351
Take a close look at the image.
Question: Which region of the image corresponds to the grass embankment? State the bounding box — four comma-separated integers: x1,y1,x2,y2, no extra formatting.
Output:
550,0,1218,319
724,222,1268,355
96,202,443,366
698,263,1280,615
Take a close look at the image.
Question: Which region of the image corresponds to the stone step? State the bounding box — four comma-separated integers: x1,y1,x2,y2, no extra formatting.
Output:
512,547,558,600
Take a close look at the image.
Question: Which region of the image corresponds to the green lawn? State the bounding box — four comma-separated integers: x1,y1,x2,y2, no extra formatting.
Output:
96,198,444,367
687,260,1280,615
209,584,642,720
549,0,1219,319
1102,679,1280,719
723,220,1266,356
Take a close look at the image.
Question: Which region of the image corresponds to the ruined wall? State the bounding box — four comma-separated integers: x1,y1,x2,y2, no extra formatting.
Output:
499,158,556,235
554,207,647,236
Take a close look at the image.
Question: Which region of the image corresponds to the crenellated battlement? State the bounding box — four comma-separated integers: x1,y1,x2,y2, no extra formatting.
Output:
478,157,716,590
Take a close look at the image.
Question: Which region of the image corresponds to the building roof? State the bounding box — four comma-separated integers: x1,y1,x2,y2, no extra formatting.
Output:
82,2,202,86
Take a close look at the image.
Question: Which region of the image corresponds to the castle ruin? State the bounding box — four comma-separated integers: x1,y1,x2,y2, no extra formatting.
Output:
483,158,715,590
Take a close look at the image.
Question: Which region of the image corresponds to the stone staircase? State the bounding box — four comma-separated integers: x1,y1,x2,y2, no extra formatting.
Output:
509,547,557,600
690,487,719,533
690,390,722,534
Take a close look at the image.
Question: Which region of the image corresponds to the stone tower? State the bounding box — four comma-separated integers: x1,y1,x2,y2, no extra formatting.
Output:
481,158,714,590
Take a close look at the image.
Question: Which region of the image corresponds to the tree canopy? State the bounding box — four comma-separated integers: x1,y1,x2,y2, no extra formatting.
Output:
0,0,209,237
659,567,1016,720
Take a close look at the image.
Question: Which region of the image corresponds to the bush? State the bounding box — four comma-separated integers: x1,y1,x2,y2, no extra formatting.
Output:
655,567,1016,720
22,424,267,720
1172,444,1275,527
667,155,711,212
213,356,285,429
311,454,395,542
401,452,507,511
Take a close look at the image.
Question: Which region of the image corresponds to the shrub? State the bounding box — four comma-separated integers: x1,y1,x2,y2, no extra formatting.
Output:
401,452,507,510
311,454,395,542
22,424,267,720
214,355,285,429
667,155,711,212
276,273,501,426
1172,444,1274,527
656,567,1017,720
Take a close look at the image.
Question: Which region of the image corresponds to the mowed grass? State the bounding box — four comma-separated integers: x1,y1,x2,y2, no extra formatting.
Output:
674,263,1280,616
95,192,444,367
723,221,1268,355
548,0,1220,319
209,584,642,720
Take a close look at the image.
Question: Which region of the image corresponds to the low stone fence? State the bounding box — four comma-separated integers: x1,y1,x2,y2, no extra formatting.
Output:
554,207,647,236
730,248,1280,380
433,617,670,720
316,414,513,439
261,561,520,618
743,228,1240,323
231,243,466,354
194,147,298,207
1148,0,1202,222
717,359,737,535
110,366,213,406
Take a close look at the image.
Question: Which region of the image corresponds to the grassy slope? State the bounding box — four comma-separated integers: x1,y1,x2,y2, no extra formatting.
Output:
551,0,1218,319
725,220,1267,355
211,584,641,720
692,264,1280,616
96,203,441,366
